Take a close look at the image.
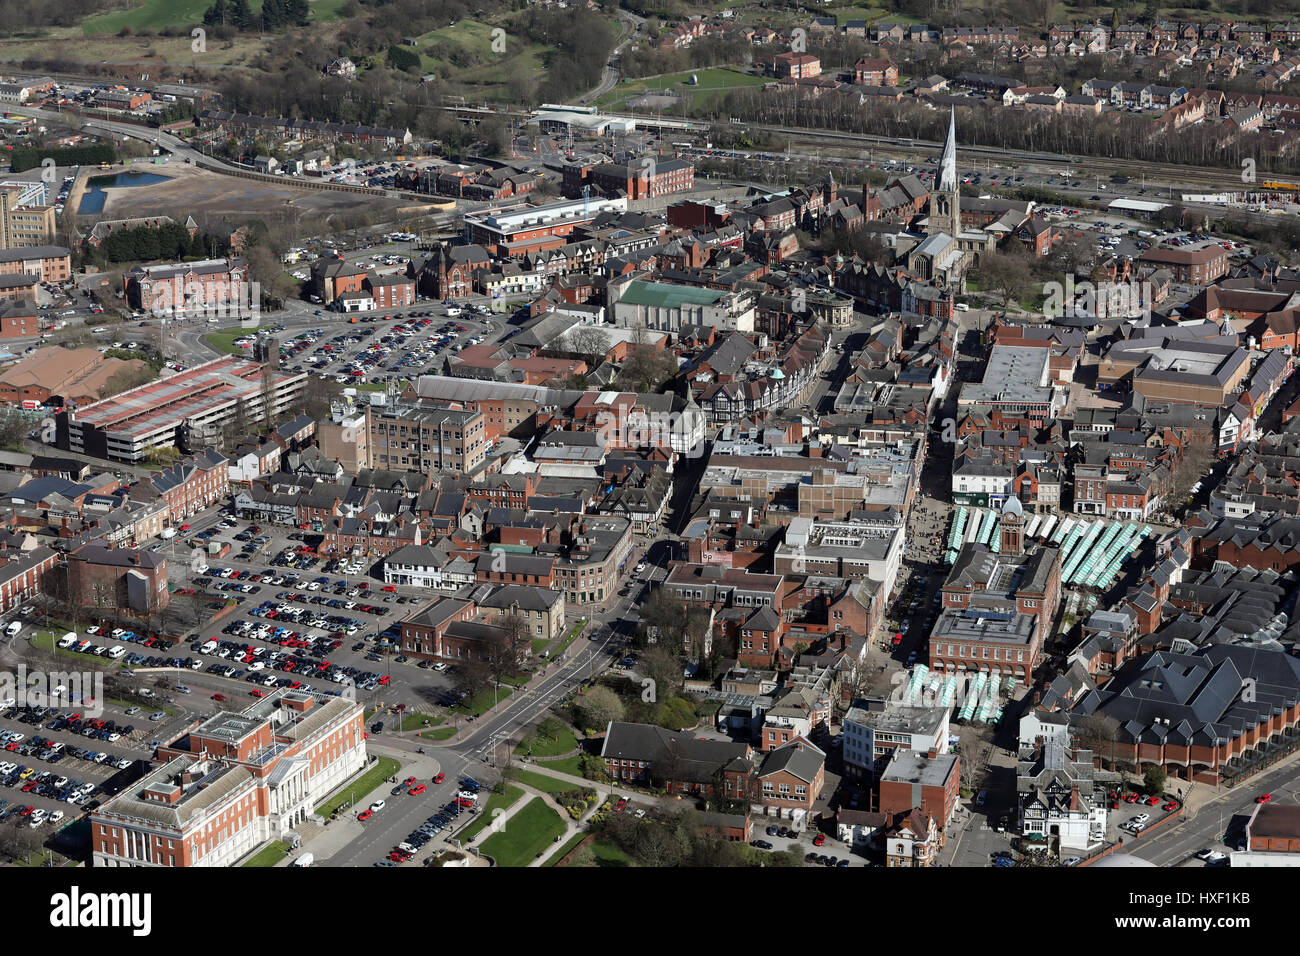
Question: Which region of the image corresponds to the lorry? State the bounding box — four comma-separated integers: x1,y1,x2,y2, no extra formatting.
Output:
292,853,314,867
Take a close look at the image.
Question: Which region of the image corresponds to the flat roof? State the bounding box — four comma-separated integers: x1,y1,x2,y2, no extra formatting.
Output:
71,355,303,439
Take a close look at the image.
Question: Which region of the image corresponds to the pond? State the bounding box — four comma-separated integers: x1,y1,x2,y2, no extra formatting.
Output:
77,171,173,215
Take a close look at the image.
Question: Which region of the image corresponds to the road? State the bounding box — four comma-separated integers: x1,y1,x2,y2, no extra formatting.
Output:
324,555,659,866
1130,761,1300,867
579,12,645,105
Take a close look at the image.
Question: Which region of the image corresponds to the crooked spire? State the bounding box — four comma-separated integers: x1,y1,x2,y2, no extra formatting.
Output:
939,106,958,193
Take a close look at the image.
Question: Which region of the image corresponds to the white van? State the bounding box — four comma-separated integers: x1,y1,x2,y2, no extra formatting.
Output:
954,302,970,312
107,645,125,659
160,527,177,539
292,853,314,867
200,640,218,654
57,633,77,649
4,621,21,638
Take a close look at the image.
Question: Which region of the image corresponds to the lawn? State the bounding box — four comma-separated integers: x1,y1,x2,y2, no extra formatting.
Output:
29,631,92,664
544,829,588,866
515,722,577,758
536,754,584,777
242,840,290,867
82,0,349,35
596,68,766,111
478,797,567,867
506,769,593,800
419,726,457,741
450,684,512,718
590,838,634,867
314,755,400,817
203,327,264,355
550,618,587,659
107,696,175,717
458,783,525,842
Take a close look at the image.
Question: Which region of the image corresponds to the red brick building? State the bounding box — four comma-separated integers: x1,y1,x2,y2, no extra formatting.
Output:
854,57,899,85
771,52,821,78
877,748,961,841
125,257,251,315
66,544,169,614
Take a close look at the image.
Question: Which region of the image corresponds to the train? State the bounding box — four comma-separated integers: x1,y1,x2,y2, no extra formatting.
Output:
1262,180,1300,191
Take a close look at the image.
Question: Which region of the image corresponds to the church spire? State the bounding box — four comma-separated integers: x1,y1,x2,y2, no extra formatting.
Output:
939,106,957,193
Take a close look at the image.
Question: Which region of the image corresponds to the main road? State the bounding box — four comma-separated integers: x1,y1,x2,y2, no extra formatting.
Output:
325,567,653,866
1128,759,1300,866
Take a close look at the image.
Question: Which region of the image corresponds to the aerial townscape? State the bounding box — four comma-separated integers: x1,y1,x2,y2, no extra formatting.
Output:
0,1,1296,906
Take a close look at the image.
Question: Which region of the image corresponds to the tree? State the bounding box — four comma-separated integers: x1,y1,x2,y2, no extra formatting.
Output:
0,824,41,864
0,407,27,449
563,325,612,366
971,249,1033,310
640,645,682,702
482,614,531,687
1075,711,1123,770
99,364,153,400
575,685,624,731
1143,765,1167,797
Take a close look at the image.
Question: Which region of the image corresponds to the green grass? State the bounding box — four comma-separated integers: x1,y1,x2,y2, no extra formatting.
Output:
596,68,766,111
82,0,349,36
506,769,593,799
203,327,265,355
413,18,550,97
107,696,175,716
590,838,634,867
242,840,290,867
450,685,512,718
544,830,588,866
29,631,91,664
515,723,577,758
478,797,567,867
458,783,525,842
314,755,400,817
419,726,457,741
536,754,584,777
531,638,549,656
551,618,586,658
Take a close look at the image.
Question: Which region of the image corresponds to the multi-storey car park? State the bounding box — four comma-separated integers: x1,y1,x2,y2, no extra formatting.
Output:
59,356,307,463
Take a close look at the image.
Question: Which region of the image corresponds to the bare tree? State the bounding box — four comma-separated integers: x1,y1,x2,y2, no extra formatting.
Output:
563,325,612,366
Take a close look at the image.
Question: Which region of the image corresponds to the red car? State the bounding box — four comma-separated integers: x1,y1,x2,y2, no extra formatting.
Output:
179,524,190,531
409,785,427,796
812,833,826,847
1124,793,1140,803
249,689,266,698
615,798,627,812
211,693,226,702
358,809,373,822
892,634,903,645
1257,793,1272,804
432,773,445,784
382,585,397,592
403,776,417,787
1163,800,1180,812
378,675,391,686
19,806,32,816
1144,795,1160,806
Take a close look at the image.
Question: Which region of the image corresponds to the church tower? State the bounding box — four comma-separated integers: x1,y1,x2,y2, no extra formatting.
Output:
926,107,961,238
